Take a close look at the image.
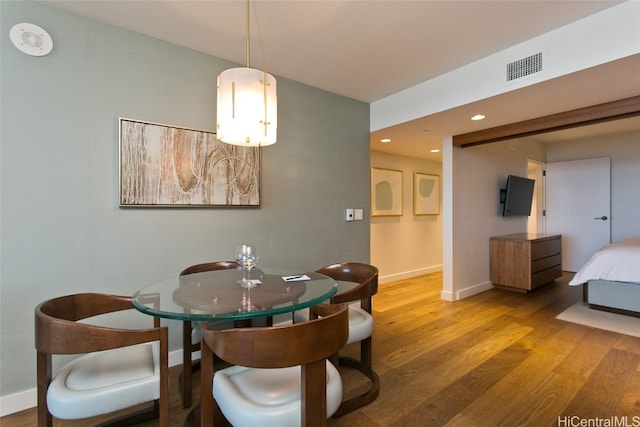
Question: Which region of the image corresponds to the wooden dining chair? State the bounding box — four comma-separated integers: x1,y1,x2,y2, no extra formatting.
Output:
178,260,241,408
35,293,168,427
200,303,349,427
296,262,380,417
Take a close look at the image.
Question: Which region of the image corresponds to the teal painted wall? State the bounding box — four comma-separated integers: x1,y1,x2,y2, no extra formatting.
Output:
0,1,370,397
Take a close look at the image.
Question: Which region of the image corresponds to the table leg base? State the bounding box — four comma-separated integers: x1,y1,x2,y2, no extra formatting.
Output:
183,402,231,427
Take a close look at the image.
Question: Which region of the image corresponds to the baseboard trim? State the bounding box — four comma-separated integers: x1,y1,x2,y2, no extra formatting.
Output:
456,281,494,300
442,281,494,301
0,349,185,417
440,289,454,301
0,388,36,417
379,265,442,284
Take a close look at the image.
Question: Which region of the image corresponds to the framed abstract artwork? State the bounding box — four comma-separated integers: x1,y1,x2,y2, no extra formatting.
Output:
413,172,440,215
119,118,260,207
371,167,403,216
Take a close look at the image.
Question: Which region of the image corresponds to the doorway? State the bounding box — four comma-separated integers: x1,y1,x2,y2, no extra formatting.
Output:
527,160,545,234
544,157,611,272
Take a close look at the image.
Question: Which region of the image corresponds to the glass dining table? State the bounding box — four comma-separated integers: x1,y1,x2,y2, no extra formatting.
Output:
131,267,339,426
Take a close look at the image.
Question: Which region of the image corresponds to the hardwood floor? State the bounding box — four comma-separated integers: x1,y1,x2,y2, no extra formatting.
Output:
4,272,639,426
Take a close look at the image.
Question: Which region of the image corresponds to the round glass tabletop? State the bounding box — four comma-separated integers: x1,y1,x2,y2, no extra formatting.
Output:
132,267,338,321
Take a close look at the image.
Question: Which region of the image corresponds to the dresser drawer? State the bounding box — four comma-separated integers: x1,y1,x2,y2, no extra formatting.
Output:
531,254,562,274
531,265,563,289
531,237,561,260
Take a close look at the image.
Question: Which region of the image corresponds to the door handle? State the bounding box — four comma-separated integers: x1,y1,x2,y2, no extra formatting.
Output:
594,216,608,221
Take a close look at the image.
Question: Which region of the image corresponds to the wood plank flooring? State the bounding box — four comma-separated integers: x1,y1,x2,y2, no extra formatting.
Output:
4,272,639,426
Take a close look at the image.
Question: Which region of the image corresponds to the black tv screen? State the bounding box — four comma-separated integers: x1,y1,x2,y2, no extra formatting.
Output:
502,175,535,217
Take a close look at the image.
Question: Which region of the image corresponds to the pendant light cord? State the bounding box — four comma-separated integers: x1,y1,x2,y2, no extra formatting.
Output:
245,0,251,68
245,0,269,72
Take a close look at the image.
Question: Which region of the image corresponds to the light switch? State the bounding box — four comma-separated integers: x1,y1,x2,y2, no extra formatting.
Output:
346,208,354,222
354,209,364,220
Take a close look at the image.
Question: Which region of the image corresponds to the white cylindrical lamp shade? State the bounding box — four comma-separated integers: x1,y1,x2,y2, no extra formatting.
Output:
217,67,277,147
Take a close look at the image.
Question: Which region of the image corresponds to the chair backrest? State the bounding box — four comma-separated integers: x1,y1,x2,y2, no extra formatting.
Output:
178,260,244,409
35,293,168,427
201,304,348,426
202,303,348,368
35,293,163,355
316,263,378,311
179,260,241,276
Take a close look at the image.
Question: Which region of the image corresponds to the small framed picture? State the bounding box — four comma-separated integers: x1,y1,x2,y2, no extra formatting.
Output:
413,173,440,215
371,167,403,216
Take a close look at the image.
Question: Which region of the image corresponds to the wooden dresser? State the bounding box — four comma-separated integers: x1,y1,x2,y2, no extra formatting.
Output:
490,233,562,292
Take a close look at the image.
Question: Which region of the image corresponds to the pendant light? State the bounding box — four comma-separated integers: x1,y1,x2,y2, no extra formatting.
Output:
217,0,277,147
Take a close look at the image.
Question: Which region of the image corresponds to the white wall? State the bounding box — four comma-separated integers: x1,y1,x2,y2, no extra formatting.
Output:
370,151,443,283
543,130,640,241
444,140,546,300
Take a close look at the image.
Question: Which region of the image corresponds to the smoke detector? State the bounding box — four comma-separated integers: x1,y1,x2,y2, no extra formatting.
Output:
10,23,53,57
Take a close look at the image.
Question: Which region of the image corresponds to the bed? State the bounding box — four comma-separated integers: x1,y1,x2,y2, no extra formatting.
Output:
569,237,640,317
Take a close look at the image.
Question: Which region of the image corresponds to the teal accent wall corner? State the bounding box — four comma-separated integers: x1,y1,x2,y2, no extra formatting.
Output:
0,1,370,399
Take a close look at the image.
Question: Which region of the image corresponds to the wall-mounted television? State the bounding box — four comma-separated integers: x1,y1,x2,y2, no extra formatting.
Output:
501,174,535,217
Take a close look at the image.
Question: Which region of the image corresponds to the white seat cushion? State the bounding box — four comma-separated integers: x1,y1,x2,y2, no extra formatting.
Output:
213,360,342,427
47,342,160,419
344,304,373,344
294,303,373,345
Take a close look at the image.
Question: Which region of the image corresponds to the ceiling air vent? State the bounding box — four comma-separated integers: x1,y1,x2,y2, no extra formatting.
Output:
506,52,542,81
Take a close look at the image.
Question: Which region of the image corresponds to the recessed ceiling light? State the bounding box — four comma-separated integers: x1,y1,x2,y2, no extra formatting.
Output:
471,114,486,121
430,149,440,153
380,138,392,143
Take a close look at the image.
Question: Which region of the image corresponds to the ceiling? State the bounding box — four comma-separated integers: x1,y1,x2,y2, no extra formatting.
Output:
43,0,640,160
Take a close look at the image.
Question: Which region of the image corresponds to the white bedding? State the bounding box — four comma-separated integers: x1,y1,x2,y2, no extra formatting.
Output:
569,237,640,286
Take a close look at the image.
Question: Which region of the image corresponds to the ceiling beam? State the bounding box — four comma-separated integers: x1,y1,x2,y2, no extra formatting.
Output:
453,95,640,148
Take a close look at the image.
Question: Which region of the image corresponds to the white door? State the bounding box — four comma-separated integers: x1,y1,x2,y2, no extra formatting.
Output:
545,157,611,272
